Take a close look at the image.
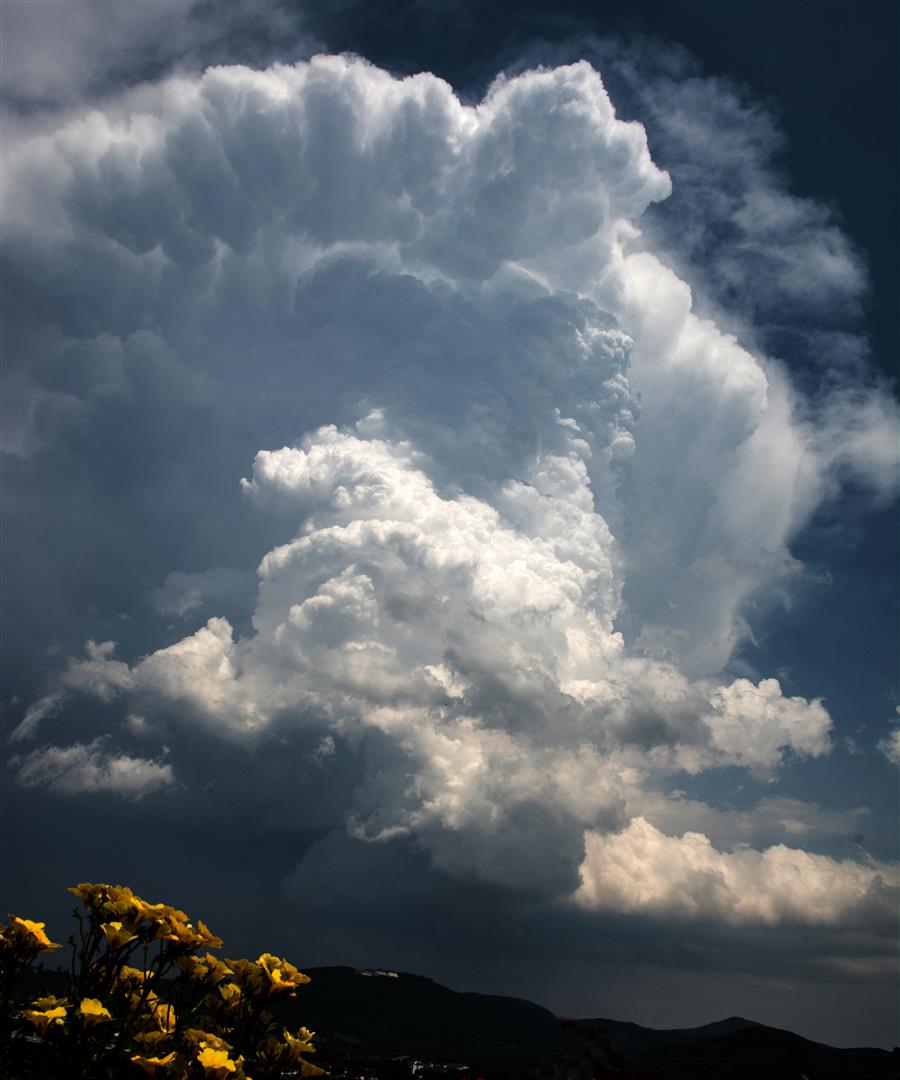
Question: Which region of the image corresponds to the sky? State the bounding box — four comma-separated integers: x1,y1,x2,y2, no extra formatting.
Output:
1,0,898,1050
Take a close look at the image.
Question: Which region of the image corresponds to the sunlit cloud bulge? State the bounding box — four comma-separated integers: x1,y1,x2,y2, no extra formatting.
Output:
4,57,898,931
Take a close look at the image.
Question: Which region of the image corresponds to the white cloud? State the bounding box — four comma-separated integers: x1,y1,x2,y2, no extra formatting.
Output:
2,58,669,295
706,678,831,772
585,44,868,325
4,53,896,920
814,389,900,498
627,791,869,853
878,727,900,768
151,566,255,619
0,0,307,109
10,692,63,743
1,0,196,105
61,640,134,701
56,423,838,893
13,739,174,799
575,817,897,926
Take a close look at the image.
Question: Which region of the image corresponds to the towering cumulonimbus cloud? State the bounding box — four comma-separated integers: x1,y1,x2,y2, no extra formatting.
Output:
4,57,898,924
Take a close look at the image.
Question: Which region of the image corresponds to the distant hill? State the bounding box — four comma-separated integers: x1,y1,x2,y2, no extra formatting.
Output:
575,1014,899,1080
274,967,900,1079
275,965,563,1074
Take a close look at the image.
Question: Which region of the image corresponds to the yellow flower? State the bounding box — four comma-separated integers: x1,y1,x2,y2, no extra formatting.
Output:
183,1030,232,1054
101,885,138,914
31,995,68,1009
130,1052,178,1075
79,998,112,1026
225,958,263,993
205,954,231,979
255,953,311,996
118,965,152,986
281,1027,317,1056
7,916,61,952
68,882,105,907
195,921,223,949
152,1003,177,1034
196,1047,239,1077
227,953,304,1004
102,920,138,950
133,1030,169,1050
117,898,194,945
264,1028,323,1075
217,982,241,1006
69,884,147,926
164,917,223,951
23,1005,67,1034
178,953,231,984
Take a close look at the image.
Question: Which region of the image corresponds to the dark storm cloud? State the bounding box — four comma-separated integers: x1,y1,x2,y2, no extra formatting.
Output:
2,1,897,1049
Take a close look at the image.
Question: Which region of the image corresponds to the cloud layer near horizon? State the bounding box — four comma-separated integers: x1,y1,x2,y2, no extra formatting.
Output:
3,55,898,933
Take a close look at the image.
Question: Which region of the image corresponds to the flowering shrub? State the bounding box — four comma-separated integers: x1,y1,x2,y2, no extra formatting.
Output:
0,883,324,1079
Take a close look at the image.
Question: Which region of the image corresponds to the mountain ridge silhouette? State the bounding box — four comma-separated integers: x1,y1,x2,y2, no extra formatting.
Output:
272,966,899,1078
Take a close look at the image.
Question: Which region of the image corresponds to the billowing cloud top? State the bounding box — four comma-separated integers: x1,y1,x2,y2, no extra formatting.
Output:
4,56,898,933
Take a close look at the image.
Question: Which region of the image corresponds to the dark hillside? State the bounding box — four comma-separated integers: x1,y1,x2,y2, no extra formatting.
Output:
623,1022,900,1080
572,1014,761,1058
275,966,563,1073
276,968,900,1079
